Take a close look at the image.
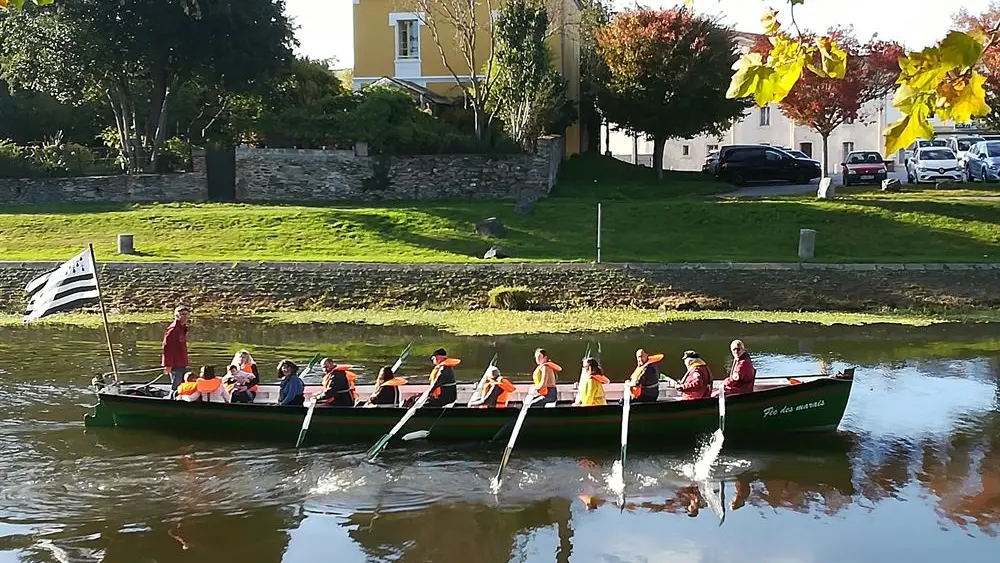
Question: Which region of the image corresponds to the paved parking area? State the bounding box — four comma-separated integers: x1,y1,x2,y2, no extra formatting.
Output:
719,171,907,197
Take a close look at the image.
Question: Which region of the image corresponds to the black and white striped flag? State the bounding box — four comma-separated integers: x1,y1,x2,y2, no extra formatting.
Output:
24,247,101,323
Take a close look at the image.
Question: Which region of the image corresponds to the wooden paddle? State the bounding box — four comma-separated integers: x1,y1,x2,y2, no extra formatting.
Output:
365,350,456,462
293,353,324,448
403,352,497,442
490,385,539,493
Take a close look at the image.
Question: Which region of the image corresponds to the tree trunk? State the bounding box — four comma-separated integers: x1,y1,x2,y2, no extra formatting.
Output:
150,82,175,173
821,133,830,178
653,135,666,181
579,97,601,153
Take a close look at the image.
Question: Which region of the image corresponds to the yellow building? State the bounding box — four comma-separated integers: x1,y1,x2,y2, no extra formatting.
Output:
351,0,582,157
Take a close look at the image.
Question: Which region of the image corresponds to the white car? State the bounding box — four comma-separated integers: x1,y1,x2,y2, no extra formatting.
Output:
906,147,964,184
947,135,986,166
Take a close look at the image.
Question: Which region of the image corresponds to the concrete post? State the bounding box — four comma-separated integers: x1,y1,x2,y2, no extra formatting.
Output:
117,234,134,255
798,229,816,261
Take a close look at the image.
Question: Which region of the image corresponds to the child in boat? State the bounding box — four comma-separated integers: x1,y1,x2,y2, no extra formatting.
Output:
574,358,608,407
470,366,517,408
175,372,199,401
365,366,406,407
223,364,255,404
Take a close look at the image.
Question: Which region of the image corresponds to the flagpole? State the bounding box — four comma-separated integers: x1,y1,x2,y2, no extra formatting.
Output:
88,243,120,384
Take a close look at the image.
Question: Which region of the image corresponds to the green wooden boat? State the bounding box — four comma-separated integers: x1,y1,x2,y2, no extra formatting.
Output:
83,368,856,446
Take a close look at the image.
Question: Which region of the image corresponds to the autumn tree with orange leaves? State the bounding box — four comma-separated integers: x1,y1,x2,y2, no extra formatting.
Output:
751,29,902,175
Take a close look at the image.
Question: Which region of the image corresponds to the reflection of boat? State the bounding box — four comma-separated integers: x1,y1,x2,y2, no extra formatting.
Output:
345,498,575,563
84,370,856,446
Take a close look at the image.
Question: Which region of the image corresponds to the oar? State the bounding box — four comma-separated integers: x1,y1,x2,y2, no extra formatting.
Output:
293,353,324,448
365,348,452,462
613,352,663,502
718,384,726,433
490,386,539,494
467,352,500,406
403,352,497,441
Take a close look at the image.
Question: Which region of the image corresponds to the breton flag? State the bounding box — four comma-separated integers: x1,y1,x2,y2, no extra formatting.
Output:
23,247,101,323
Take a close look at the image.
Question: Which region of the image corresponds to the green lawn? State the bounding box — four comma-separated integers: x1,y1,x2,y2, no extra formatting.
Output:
0,156,998,263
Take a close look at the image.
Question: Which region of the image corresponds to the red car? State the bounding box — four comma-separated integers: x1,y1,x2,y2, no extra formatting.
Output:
841,151,888,186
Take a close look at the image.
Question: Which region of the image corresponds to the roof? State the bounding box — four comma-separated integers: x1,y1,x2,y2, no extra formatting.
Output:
367,77,455,105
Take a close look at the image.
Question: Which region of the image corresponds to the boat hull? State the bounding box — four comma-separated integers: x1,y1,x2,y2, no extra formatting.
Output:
84,372,856,446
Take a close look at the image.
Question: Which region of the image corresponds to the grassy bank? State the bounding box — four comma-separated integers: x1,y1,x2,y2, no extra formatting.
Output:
3,308,998,335
1,156,998,263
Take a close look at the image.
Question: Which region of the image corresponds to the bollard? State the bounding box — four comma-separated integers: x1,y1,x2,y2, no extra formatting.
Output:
117,234,134,255
798,229,816,261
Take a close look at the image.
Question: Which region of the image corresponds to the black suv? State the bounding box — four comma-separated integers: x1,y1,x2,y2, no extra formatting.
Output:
715,145,822,186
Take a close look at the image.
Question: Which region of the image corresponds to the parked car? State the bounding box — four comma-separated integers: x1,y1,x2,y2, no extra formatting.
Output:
784,149,821,166
703,150,719,174
905,147,964,184
947,134,986,165
903,138,948,166
840,151,888,186
964,140,1000,182
716,145,822,186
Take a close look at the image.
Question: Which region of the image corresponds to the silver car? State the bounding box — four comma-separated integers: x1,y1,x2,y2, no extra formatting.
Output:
964,140,1000,182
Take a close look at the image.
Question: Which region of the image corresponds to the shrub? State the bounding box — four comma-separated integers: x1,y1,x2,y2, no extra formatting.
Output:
0,139,34,178
162,137,193,172
487,285,533,310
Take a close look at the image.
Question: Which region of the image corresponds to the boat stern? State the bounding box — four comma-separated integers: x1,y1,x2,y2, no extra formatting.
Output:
83,401,117,428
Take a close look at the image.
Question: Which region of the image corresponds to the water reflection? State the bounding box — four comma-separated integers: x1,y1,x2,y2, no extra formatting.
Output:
1,321,999,561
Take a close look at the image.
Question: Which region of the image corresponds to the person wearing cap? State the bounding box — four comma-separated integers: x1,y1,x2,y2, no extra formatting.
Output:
314,357,355,406
161,305,190,391
426,348,458,407
676,350,713,400
470,366,517,408
722,339,757,395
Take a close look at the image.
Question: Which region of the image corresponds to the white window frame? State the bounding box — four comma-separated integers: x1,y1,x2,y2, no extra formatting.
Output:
681,144,690,157
759,106,771,127
389,12,424,78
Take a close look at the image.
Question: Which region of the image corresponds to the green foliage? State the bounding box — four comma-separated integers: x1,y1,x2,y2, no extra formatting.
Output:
162,137,192,172
486,0,577,150
721,0,998,157
0,135,115,178
595,8,750,176
348,86,520,155
487,286,534,311
0,139,35,178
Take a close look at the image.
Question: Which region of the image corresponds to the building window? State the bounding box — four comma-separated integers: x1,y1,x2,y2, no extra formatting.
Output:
682,145,690,157
707,144,719,153
759,106,771,127
842,141,855,162
799,142,812,158
396,19,419,59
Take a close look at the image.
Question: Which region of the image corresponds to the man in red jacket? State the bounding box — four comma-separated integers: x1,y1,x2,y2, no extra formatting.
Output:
162,305,190,390
723,339,757,395
676,350,713,400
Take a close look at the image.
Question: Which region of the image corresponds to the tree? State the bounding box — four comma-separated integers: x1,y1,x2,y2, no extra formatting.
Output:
486,0,576,150
578,0,611,153
751,29,902,175
955,2,1000,131
1,0,295,172
595,8,749,179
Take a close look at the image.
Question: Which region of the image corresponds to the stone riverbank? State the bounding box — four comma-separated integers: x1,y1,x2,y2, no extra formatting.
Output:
1,262,999,315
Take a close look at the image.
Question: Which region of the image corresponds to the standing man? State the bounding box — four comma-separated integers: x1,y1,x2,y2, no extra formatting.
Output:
162,305,190,391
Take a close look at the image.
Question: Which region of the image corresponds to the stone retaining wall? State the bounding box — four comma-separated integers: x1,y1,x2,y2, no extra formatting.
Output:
234,136,563,201
1,261,998,314
0,151,208,205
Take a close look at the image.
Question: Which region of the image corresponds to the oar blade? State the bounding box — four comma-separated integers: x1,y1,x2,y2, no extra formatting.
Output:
401,430,430,442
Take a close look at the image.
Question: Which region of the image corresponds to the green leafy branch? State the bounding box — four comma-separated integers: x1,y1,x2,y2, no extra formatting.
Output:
0,0,55,10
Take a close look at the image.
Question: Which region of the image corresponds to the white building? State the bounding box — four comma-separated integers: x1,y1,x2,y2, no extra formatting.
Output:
601,32,977,174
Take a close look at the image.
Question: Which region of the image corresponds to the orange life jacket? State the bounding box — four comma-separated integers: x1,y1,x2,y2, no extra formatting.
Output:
481,377,517,408
429,358,461,398
322,366,358,402
627,353,664,399
239,363,260,393
196,378,221,393
532,361,562,395
177,381,198,396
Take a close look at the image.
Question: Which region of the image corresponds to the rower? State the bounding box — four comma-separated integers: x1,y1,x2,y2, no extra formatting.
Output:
195,365,231,403
174,371,199,402
365,366,407,407
676,350,713,400
628,349,662,403
470,366,516,408
721,339,757,395
316,358,356,406
426,348,459,407
531,348,562,407
277,359,305,406
573,358,608,406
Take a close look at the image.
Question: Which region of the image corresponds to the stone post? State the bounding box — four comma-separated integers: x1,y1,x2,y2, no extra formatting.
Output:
117,234,134,255
798,229,816,261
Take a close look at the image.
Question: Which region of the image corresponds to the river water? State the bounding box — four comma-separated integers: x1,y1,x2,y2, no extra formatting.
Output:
1,320,999,563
